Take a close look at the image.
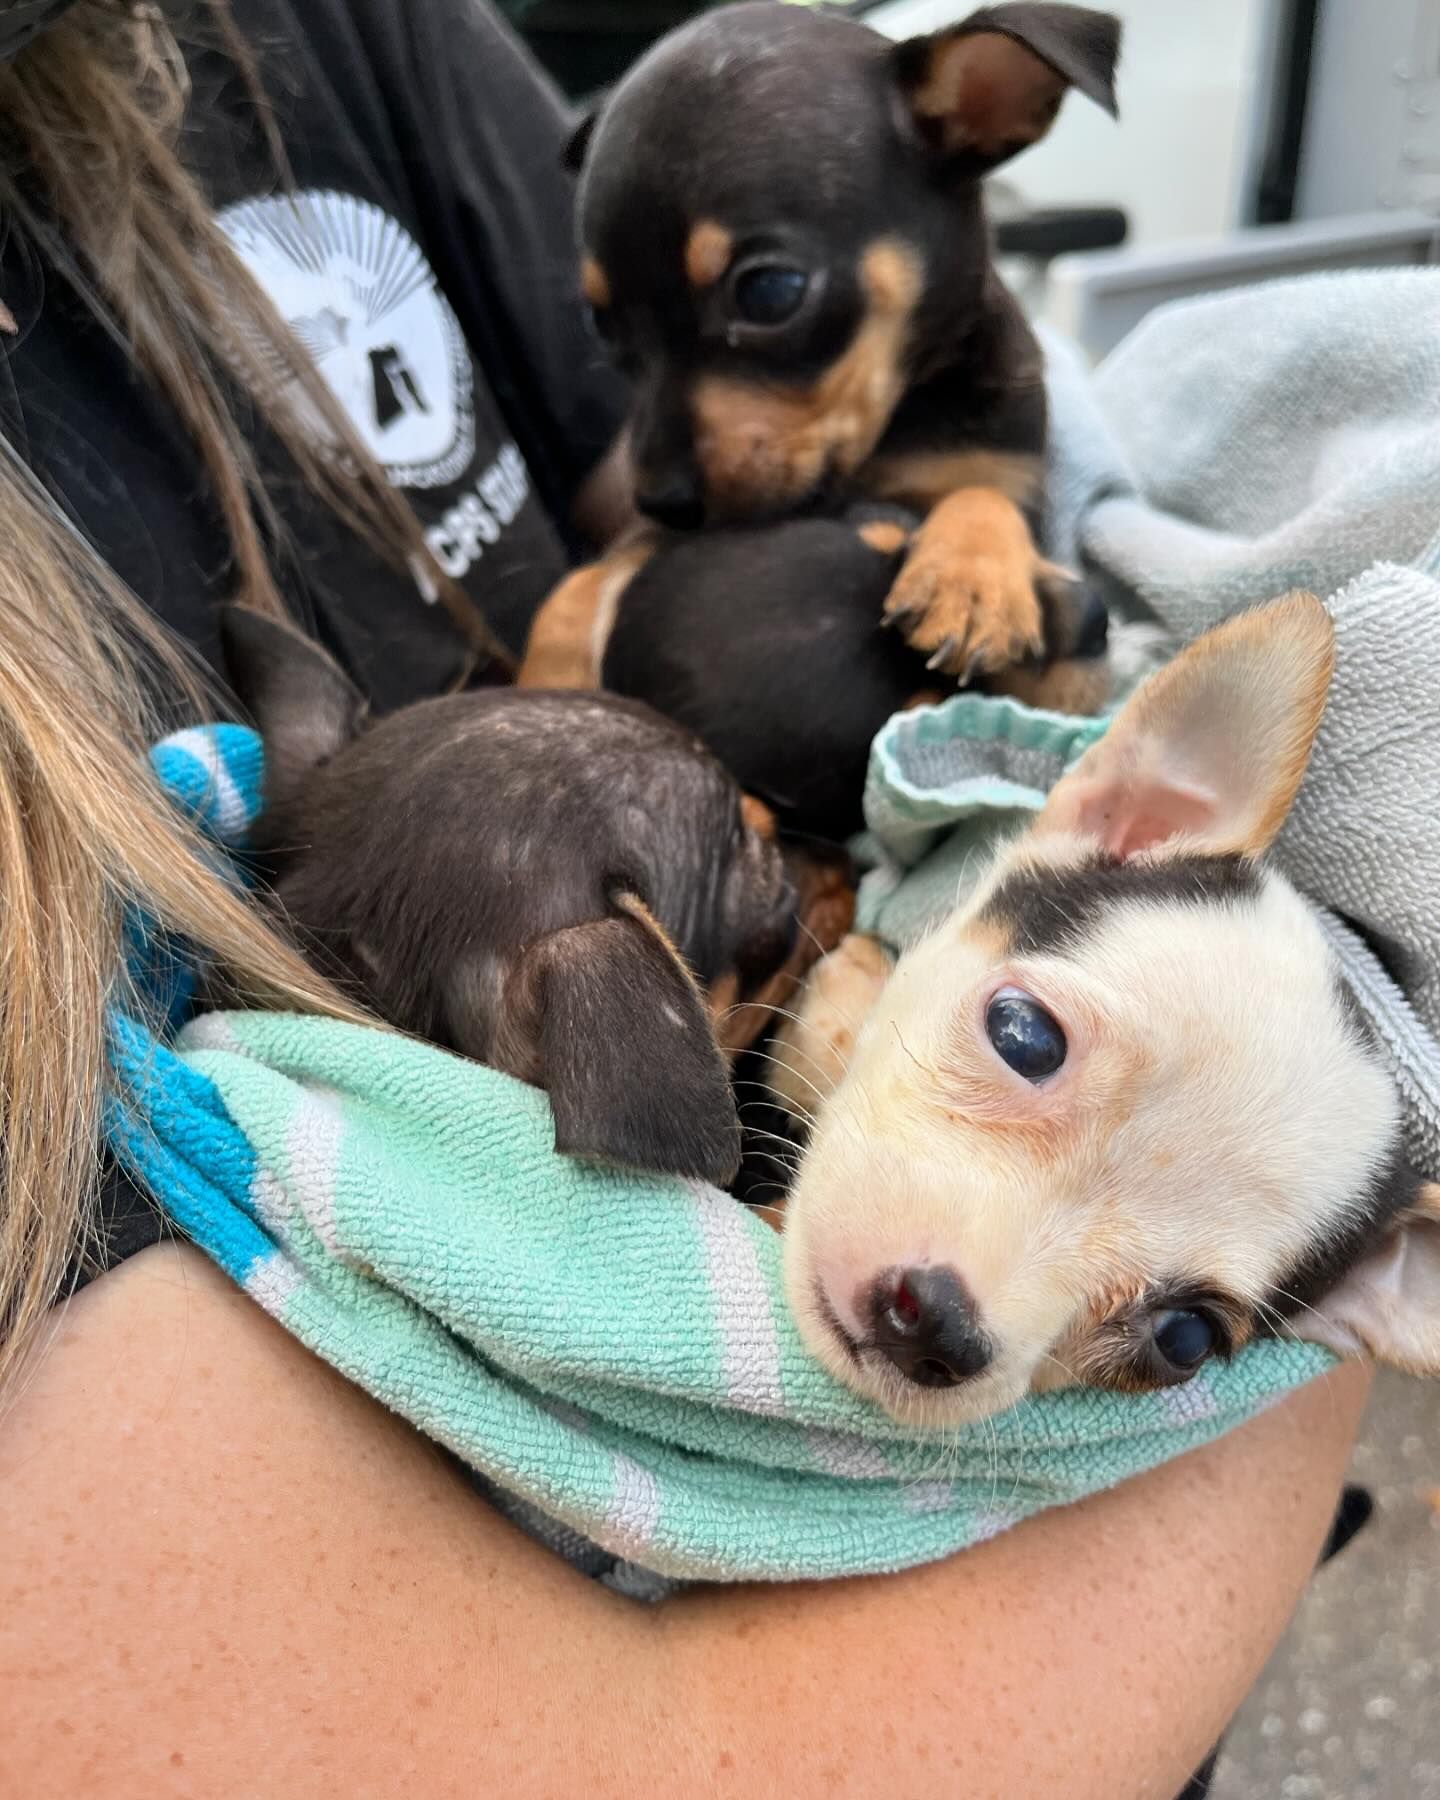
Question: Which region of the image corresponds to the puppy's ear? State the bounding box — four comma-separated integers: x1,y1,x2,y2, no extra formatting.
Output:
563,106,601,173
893,3,1120,174
220,605,367,802
1297,1179,1440,1376
1036,591,1334,860
497,894,742,1186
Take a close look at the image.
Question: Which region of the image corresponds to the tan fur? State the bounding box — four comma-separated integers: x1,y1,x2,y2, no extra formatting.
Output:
863,448,1042,513
988,657,1112,717
1037,592,1335,857
857,520,911,556
778,595,1424,1423
684,220,733,290
517,541,653,690
770,934,894,1128
716,853,857,1060
580,256,611,309
881,486,1048,676
740,794,777,840
909,31,1068,159
612,890,701,995
690,240,922,516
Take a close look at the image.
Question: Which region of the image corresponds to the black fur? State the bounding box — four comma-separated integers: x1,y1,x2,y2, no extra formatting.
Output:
982,852,1264,956
603,514,928,841
1263,1141,1422,1322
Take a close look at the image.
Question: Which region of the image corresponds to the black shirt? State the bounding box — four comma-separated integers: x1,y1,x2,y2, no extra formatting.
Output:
1,0,626,702
3,0,627,1282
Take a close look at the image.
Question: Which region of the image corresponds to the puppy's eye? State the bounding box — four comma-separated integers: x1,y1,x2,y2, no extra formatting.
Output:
1150,1308,1217,1373
984,988,1066,1081
730,264,809,327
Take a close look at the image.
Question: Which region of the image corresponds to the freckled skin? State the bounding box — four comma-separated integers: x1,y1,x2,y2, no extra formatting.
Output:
2,1244,1375,1797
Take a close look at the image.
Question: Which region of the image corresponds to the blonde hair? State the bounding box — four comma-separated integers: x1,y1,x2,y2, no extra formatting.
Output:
0,0,496,1387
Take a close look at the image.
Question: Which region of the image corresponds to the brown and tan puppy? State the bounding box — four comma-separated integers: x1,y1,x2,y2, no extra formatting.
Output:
221,605,851,1188
772,594,1440,1422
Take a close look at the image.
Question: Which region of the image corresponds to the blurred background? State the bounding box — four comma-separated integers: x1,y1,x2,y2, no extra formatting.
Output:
502,0,1440,358
500,2,1440,1795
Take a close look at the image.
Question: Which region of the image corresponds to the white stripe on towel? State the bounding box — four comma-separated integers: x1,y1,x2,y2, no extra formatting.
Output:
286,1086,346,1255
604,1453,661,1559
687,1180,786,1414
165,727,250,841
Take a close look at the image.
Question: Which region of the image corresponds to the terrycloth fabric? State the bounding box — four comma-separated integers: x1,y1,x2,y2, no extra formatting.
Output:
106,725,1332,1590
860,269,1440,1181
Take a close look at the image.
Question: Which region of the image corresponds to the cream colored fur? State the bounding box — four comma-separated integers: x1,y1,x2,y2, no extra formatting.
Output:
778,595,1439,1423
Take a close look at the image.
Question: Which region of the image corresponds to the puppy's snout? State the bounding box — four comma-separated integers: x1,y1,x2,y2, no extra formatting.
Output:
635,471,704,532
870,1267,992,1388
1072,585,1109,659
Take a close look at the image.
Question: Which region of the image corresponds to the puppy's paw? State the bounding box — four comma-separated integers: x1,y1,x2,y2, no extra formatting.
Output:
769,933,894,1131
884,547,1047,678
881,487,1050,680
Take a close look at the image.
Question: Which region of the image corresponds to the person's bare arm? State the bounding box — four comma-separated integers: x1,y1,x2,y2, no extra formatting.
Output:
2,1243,1369,1800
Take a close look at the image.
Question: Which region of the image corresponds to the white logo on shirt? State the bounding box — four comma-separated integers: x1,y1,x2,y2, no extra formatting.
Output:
217,189,476,489
424,443,532,584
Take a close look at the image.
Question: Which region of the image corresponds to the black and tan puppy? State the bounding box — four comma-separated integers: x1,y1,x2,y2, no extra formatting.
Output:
220,605,843,1188
601,507,1111,842
522,0,1119,695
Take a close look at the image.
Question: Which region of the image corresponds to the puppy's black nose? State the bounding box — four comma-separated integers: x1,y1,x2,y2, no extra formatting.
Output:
871,1267,992,1388
635,476,704,532
1073,585,1109,658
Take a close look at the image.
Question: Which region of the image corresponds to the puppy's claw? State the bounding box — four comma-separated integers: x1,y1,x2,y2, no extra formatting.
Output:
885,604,924,634
926,635,960,673
962,651,988,687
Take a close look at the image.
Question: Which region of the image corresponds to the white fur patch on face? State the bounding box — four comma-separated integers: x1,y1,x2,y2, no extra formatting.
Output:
781,837,1399,1426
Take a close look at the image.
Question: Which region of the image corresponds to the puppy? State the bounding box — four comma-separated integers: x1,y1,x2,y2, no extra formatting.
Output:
772,594,1440,1422
600,510,1112,843
220,605,843,1188
522,0,1120,700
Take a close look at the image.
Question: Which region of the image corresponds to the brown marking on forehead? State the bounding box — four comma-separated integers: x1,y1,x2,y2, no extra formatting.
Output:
909,32,1066,161
685,219,734,290
857,519,910,555
580,257,611,308
691,238,923,516
740,793,777,840
863,448,1042,513
859,239,923,314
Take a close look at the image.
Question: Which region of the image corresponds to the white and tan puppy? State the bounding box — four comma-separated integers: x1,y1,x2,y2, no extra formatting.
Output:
777,593,1440,1425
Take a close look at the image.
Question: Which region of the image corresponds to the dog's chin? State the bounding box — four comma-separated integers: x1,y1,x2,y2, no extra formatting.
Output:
793,1292,1031,1430
700,455,842,528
